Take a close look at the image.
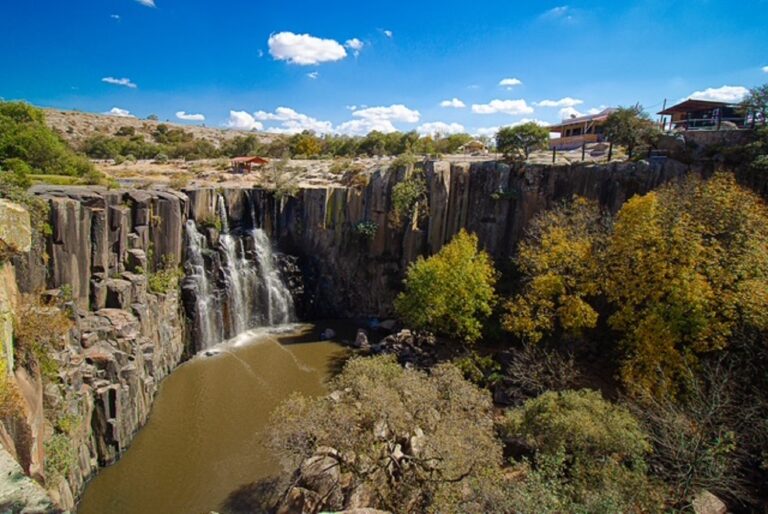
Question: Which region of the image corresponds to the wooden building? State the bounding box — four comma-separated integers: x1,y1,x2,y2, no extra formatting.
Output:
657,99,745,131
231,156,269,173
548,108,616,150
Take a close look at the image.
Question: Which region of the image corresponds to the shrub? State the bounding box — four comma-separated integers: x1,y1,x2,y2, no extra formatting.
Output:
146,256,183,294
44,432,76,480
629,362,753,506
503,389,663,512
267,356,503,513
390,172,426,226
13,294,72,381
168,173,191,190
153,152,169,164
394,230,497,343
453,351,502,388
352,220,378,241
497,344,580,404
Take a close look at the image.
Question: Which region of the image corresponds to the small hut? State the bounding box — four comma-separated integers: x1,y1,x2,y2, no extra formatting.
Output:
459,140,488,155
231,156,269,173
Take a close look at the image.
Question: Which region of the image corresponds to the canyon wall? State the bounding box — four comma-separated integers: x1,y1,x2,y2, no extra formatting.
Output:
0,157,696,511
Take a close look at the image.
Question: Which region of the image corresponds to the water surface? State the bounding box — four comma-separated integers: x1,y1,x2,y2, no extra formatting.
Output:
77,323,352,514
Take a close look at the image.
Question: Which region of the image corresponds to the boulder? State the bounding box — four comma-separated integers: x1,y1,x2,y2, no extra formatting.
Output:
354,329,369,349
0,199,31,254
692,490,727,514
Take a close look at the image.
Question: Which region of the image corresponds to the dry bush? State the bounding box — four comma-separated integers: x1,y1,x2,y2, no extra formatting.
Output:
13,294,72,380
628,361,755,507
496,344,581,405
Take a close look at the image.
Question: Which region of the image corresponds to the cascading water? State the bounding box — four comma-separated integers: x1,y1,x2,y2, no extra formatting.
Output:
184,220,221,348
183,193,296,349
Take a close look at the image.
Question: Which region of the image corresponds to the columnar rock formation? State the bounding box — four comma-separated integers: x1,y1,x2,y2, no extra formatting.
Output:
0,158,694,511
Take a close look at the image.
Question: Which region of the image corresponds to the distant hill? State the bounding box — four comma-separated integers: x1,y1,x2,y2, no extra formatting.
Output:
44,108,275,150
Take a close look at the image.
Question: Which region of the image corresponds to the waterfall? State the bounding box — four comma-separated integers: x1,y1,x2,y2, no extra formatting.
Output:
184,220,221,348
180,193,295,349
248,196,294,325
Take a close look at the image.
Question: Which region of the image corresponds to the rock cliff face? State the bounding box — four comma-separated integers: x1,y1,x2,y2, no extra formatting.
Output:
0,158,695,510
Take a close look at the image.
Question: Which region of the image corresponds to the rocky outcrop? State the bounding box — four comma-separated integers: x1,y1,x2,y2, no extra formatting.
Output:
1,188,187,511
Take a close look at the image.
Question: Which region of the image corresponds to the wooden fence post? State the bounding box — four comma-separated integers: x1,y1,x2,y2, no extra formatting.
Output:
607,142,613,162
581,142,586,161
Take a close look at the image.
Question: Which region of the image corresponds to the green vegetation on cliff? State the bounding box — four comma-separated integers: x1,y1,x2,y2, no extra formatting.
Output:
395,230,497,343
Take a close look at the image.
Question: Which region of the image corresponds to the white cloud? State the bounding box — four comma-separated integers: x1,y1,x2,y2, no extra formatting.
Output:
254,107,333,134
763,66,768,73
559,106,583,119
104,107,135,118
474,127,500,137
543,5,570,18
225,111,264,131
335,104,419,135
345,38,364,57
536,97,583,108
336,118,397,135
307,71,319,80
176,111,205,122
473,118,550,137
268,32,347,65
102,77,137,89
383,30,393,38
257,49,264,58
586,107,603,115
417,122,466,136
110,14,120,20
499,78,522,89
688,85,749,103
351,104,420,123
134,0,155,7
440,98,466,108
471,99,534,115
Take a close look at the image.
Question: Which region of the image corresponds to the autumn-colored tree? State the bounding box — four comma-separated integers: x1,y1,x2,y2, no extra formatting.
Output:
604,173,768,396
503,198,607,343
395,230,497,343
504,173,768,397
289,130,323,157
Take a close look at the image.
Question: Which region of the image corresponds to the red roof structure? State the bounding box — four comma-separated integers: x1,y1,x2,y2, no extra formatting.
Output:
230,156,269,173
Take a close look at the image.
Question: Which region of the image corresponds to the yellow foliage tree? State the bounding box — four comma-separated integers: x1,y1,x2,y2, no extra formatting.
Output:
604,173,768,396
502,197,605,343
395,230,497,343
504,173,768,397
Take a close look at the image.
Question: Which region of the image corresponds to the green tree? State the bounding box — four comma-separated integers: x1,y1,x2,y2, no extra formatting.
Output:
603,105,659,159
395,230,497,342
0,101,95,176
741,83,768,126
496,122,550,160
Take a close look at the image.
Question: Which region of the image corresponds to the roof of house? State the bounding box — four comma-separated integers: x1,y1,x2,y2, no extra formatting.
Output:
548,108,617,132
231,156,269,164
658,99,734,115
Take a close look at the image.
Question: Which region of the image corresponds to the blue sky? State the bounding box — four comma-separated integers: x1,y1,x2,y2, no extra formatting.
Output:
1,0,766,136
